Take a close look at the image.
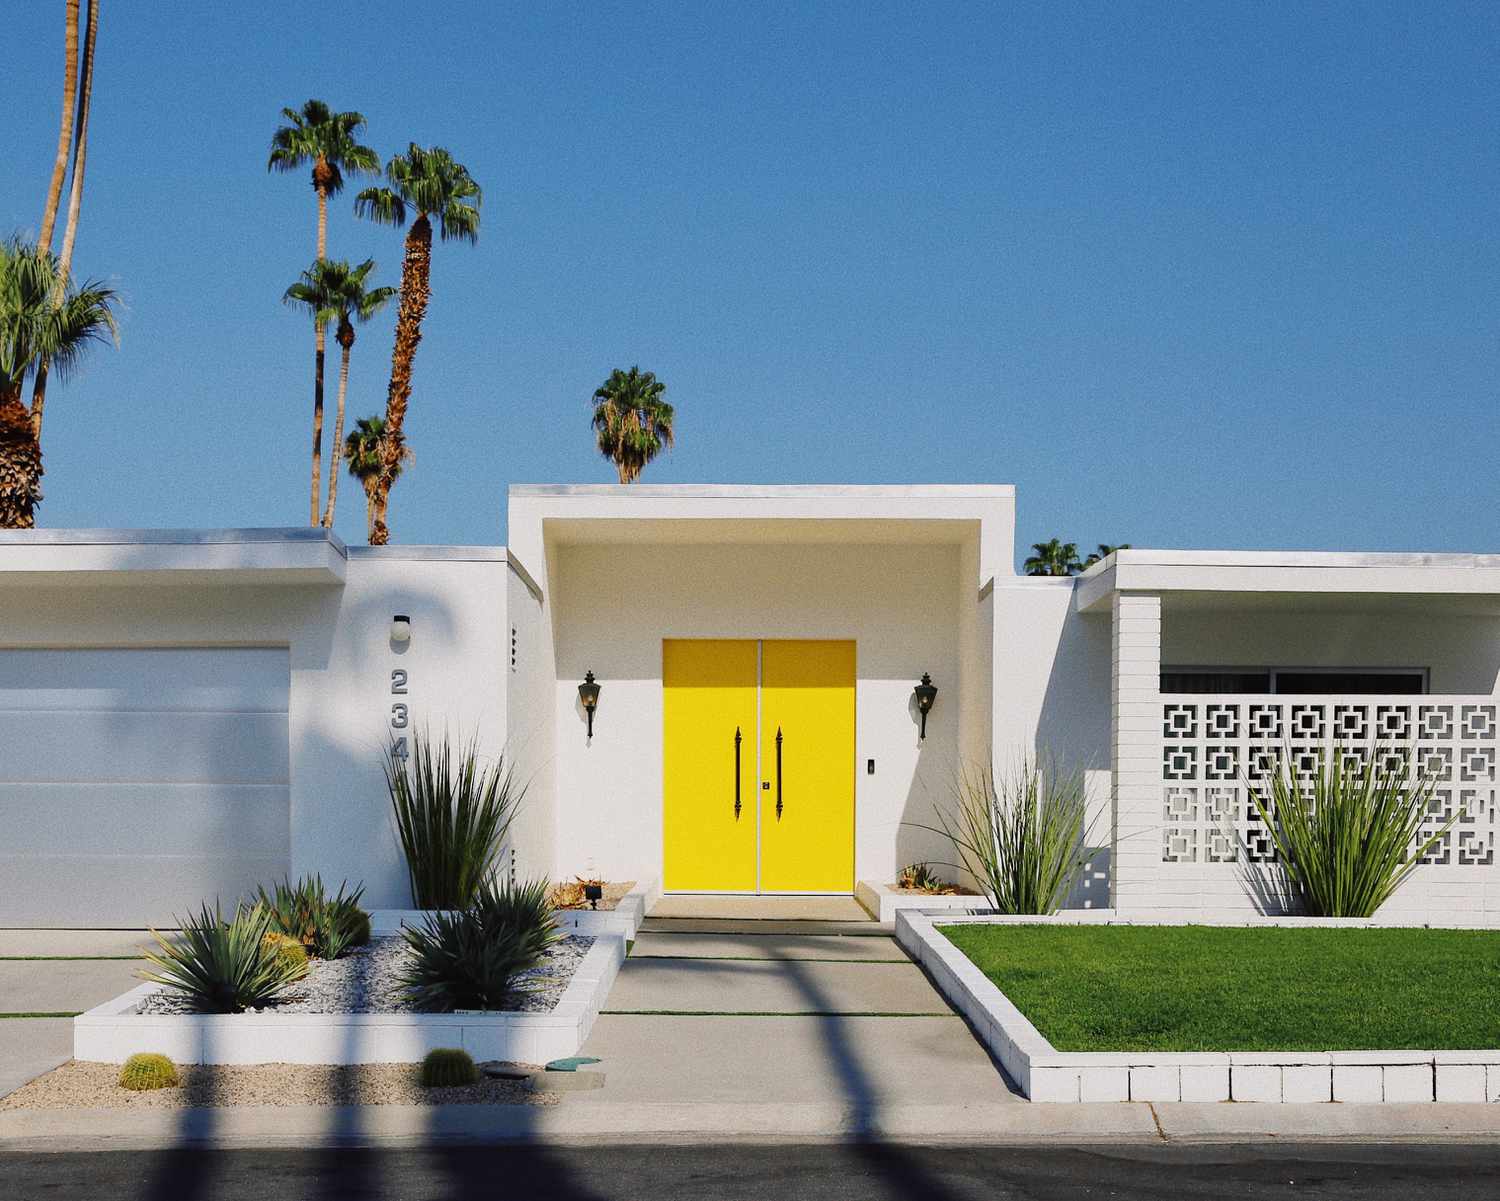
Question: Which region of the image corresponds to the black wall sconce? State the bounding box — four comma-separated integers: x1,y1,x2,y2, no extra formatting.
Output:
913,673,938,740
578,670,601,739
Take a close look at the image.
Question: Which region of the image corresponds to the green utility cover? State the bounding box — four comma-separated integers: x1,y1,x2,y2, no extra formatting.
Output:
544,1056,601,1072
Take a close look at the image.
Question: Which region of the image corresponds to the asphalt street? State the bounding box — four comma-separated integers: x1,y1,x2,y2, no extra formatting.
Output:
4,1141,1500,1200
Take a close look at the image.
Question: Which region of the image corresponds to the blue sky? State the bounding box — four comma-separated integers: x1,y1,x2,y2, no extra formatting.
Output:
4,2,1496,565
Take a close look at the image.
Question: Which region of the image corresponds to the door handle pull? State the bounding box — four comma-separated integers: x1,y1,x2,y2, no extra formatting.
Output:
775,726,783,820
734,726,742,819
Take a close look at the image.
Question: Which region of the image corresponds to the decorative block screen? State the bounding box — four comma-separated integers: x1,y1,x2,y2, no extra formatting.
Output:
1160,697,1498,866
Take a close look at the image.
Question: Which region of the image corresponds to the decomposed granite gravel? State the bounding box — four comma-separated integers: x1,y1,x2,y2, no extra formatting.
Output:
1,1061,558,1110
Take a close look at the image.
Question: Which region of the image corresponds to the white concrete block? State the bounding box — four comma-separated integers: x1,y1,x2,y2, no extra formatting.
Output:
1179,1064,1231,1102
1435,1064,1487,1103
1078,1066,1130,1102
1129,1065,1181,1102
1027,1067,1080,1103
1489,1065,1500,1104
1232,1065,1281,1102
1282,1065,1332,1103
1382,1065,1433,1103
1333,1065,1383,1103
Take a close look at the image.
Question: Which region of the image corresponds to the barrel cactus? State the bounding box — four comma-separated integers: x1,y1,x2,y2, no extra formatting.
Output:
261,932,310,976
420,1047,479,1087
119,1052,179,1091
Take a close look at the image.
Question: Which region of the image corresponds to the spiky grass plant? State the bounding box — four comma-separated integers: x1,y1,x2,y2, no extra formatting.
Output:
420,1047,479,1087
119,1053,179,1092
385,730,525,909
1246,744,1456,918
256,874,368,960
140,902,308,1013
399,878,561,1013
918,756,1098,915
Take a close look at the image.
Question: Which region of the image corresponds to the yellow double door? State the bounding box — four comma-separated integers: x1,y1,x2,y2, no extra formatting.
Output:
663,639,855,894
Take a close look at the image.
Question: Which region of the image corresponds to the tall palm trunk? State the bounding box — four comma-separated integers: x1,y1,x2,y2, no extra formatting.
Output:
312,156,333,259
370,212,432,545
32,0,97,443
0,388,43,529
321,320,354,527
309,320,326,525
38,0,80,252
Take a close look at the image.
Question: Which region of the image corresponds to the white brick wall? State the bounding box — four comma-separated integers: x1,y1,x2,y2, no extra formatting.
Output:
1111,592,1162,910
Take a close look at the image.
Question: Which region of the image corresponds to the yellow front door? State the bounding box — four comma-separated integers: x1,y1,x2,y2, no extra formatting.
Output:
662,639,758,891
663,638,855,893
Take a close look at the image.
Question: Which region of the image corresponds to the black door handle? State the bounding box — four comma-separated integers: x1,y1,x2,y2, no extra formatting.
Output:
775,727,783,820
734,726,742,819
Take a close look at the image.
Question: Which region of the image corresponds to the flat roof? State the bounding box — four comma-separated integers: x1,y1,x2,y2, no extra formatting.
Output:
510,483,1015,498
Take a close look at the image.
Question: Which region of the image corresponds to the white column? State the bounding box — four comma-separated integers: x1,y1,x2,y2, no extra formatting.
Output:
1110,592,1162,911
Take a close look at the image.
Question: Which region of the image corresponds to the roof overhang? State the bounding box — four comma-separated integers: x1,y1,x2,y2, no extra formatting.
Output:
1076,550,1500,616
0,528,348,588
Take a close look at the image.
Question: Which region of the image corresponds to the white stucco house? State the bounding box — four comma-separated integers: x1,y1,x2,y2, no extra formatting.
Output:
1,483,1496,927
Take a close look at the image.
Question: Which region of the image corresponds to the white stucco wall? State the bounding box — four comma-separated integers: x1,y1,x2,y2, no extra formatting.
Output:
548,541,968,888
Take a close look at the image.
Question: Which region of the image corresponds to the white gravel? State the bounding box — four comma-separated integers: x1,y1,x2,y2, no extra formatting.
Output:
137,934,593,1016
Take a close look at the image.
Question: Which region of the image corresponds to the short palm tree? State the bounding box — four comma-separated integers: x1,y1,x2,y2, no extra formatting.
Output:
345,415,411,543
1083,543,1131,568
1024,539,1081,577
591,366,675,483
0,238,117,528
355,144,481,544
268,100,380,258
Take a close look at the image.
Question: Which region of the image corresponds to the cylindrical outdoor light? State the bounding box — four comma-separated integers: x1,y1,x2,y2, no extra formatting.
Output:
913,673,938,740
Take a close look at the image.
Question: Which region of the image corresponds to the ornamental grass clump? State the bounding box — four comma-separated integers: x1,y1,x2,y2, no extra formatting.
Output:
919,755,1098,915
420,1047,479,1087
400,878,562,1013
385,730,525,909
140,902,307,1013
256,874,369,960
119,1053,179,1092
1247,744,1456,918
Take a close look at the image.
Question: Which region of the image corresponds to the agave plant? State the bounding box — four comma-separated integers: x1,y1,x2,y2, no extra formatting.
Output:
399,878,561,1012
255,874,368,960
139,902,307,1013
385,730,526,909
917,755,1099,914
1246,744,1456,918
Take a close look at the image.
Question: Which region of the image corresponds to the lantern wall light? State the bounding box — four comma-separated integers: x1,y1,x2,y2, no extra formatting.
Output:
913,673,938,740
390,614,412,645
578,670,601,740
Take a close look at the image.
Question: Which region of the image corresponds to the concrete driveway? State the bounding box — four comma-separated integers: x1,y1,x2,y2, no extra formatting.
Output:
0,930,153,1099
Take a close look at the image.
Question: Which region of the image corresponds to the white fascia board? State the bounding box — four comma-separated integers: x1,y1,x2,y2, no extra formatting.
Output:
0,528,347,586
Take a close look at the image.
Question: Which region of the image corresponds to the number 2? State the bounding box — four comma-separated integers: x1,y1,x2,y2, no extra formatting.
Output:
391,669,408,695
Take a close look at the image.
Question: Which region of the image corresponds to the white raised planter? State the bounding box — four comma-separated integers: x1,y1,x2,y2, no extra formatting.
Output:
369,879,660,941
74,933,625,1066
854,880,988,923
898,910,1500,1104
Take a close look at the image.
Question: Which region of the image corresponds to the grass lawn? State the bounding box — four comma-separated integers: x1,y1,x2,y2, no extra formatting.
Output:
941,924,1500,1052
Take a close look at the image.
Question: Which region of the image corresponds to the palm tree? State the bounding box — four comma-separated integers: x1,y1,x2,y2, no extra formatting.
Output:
268,100,379,259
591,366,675,483
1024,539,1082,577
37,0,81,253
344,415,410,543
315,260,395,528
283,261,338,525
355,144,481,544
1083,543,1131,568
0,239,117,528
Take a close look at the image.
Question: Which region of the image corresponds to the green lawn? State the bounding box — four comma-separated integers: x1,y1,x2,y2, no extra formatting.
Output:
941,924,1500,1052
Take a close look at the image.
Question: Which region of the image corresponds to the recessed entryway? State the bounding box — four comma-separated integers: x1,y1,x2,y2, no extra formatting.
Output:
662,639,855,895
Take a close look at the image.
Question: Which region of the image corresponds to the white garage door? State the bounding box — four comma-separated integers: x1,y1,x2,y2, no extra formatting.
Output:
0,648,290,927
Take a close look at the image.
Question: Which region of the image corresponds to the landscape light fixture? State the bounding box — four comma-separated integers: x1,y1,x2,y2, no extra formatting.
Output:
578,671,601,739
390,614,412,645
913,673,938,740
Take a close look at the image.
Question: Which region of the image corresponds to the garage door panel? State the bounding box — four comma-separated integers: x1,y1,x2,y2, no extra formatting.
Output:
0,854,289,928
1,712,289,784
0,784,290,858
0,648,289,713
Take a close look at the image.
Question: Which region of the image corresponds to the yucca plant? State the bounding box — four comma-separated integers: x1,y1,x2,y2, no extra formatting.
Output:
256,874,368,960
1246,744,1456,918
385,730,525,909
917,755,1099,915
140,902,307,1013
399,877,561,1013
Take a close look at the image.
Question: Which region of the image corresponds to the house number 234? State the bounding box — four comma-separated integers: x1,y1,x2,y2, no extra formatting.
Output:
390,668,410,759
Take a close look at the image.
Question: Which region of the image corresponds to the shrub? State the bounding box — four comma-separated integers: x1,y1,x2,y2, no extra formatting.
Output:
548,880,588,910
256,875,369,960
140,902,307,1013
420,1047,479,1087
385,730,526,909
399,878,562,1013
917,755,1098,915
119,1053,179,1091
896,862,955,894
261,932,310,976
1247,744,1456,918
